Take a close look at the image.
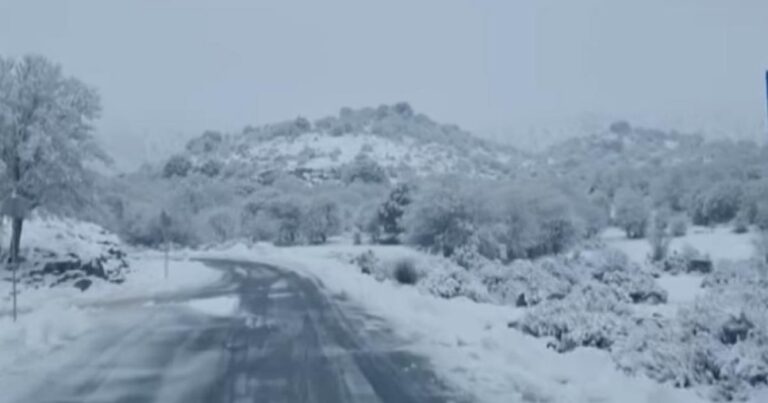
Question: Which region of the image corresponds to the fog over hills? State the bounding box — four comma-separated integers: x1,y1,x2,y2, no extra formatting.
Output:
99,106,766,173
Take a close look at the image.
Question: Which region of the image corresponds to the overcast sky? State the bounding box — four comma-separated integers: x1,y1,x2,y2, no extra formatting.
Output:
1,0,767,169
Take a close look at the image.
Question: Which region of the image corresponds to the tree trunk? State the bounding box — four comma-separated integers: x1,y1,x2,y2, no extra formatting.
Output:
9,217,23,263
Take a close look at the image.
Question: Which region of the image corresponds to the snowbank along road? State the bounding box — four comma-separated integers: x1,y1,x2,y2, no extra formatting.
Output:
14,259,470,403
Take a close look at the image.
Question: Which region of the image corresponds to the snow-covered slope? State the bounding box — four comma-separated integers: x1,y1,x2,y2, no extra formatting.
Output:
164,103,528,183
0,217,130,294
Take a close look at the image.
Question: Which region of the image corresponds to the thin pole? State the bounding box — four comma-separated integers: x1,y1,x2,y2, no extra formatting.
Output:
164,240,169,280
11,260,17,322
11,224,18,322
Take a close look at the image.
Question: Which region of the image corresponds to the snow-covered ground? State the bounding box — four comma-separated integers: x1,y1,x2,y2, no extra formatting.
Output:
197,242,709,403
0,254,222,365
0,218,224,398
2,218,762,402
602,226,755,266
1,254,220,311
185,295,239,316
603,225,755,314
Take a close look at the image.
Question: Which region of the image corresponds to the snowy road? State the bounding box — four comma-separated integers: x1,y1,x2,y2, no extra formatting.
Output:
12,259,468,403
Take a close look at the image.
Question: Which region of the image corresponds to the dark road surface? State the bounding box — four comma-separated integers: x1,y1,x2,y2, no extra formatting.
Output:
16,259,470,403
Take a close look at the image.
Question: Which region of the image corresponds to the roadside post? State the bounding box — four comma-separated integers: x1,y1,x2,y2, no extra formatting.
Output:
160,210,172,280
2,191,31,322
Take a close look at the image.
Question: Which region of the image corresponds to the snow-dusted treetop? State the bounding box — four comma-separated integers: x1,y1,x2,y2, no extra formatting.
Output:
0,54,106,211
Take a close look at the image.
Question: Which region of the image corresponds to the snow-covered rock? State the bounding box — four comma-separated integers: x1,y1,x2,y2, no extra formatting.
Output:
2,217,130,293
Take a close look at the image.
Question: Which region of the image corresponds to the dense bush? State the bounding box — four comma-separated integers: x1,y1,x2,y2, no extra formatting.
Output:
580,250,665,302
476,249,664,307
393,258,419,285
480,258,573,307
419,260,490,302
341,154,389,184
689,181,743,226
526,193,584,257
163,155,193,178
403,177,478,257
670,215,688,237
511,282,633,352
198,160,223,177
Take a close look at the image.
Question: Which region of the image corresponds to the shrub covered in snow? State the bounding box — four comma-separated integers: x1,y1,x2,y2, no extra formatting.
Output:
350,249,490,301
511,282,633,352
701,260,766,290
587,249,667,304
352,250,382,277
670,215,688,237
660,245,713,275
483,249,665,307
418,259,490,302
614,280,768,401
733,212,749,234
480,258,573,307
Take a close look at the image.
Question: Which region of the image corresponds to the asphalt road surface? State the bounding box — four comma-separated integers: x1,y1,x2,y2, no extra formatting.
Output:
15,259,470,403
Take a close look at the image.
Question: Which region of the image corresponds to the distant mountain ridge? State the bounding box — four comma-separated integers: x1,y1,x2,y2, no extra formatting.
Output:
541,120,765,174
155,105,763,186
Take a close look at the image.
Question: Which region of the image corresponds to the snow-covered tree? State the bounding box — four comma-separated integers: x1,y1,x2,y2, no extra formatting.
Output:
647,210,671,261
688,180,742,226
341,154,388,184
373,183,413,244
404,177,478,257
0,55,104,258
302,198,341,244
614,187,650,239
163,155,192,178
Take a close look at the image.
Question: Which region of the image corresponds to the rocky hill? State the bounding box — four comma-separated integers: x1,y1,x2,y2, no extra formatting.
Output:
160,103,531,184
